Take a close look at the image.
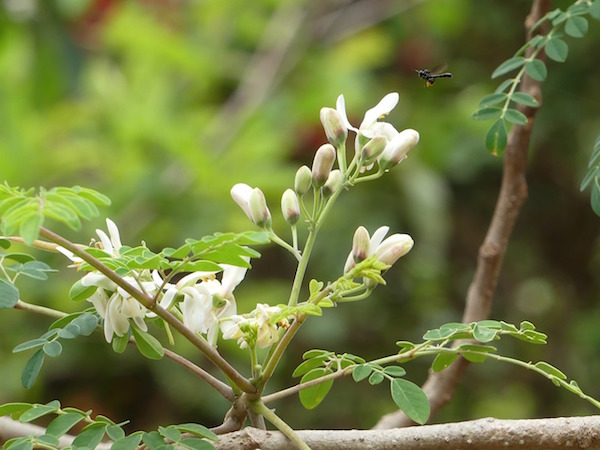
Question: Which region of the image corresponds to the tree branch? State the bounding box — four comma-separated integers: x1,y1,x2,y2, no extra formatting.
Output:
212,416,600,450
374,0,552,429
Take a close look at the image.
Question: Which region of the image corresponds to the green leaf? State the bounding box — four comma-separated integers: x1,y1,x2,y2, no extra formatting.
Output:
302,349,333,360
492,56,526,78
520,320,536,330
511,92,539,107
432,352,458,372
292,356,329,377
0,278,20,309
473,323,498,343
478,93,508,107
368,371,384,385
58,323,81,339
0,403,32,419
590,0,600,19
504,108,528,125
69,280,98,301
13,338,48,353
19,212,44,245
5,438,34,450
495,78,515,93
390,378,430,425
72,313,99,336
36,435,60,447
112,334,130,354
472,107,502,121
112,434,142,450
383,366,406,377
46,413,85,437
535,361,567,380
131,325,164,360
143,431,166,450
485,119,507,155
592,180,600,216
352,364,373,382
43,201,81,231
43,341,63,358
18,401,60,422
3,253,35,263
565,16,588,37
545,38,568,62
299,368,334,410
0,238,10,249
159,426,182,442
21,350,45,389
525,59,547,81
174,424,218,441
19,261,56,280
396,341,416,352
179,438,216,450
72,425,106,449
106,424,126,441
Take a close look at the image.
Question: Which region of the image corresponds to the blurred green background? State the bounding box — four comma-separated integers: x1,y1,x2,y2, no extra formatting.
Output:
2,0,600,433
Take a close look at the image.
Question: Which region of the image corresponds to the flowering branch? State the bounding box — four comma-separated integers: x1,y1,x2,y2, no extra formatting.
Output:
37,226,257,394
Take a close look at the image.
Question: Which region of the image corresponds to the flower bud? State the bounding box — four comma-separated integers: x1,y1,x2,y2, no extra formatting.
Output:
312,144,336,187
352,226,371,263
320,107,348,148
230,183,255,222
322,169,343,197
360,135,387,164
249,188,272,229
374,234,414,266
281,189,300,225
378,129,419,171
294,165,313,196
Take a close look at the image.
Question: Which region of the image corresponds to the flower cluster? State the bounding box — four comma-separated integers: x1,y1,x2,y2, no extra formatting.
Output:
59,219,248,346
221,303,283,349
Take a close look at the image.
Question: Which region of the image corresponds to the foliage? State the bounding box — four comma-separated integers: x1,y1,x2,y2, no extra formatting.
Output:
473,0,600,155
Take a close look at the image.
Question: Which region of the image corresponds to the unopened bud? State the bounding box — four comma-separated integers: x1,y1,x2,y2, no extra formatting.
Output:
322,169,343,197
375,234,414,266
312,144,336,187
294,165,313,196
231,183,255,222
249,188,272,229
281,189,300,225
361,136,387,164
378,129,419,171
352,226,371,263
320,107,348,148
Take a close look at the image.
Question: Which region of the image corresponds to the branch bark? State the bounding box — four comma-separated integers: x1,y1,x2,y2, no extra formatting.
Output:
4,415,600,450
212,416,600,450
374,0,552,429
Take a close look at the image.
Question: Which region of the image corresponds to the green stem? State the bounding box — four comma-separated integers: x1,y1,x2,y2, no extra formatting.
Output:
269,231,301,261
38,226,256,394
14,300,68,319
249,400,311,450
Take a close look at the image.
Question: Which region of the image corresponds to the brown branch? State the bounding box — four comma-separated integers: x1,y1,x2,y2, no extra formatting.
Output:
374,0,552,429
212,416,600,450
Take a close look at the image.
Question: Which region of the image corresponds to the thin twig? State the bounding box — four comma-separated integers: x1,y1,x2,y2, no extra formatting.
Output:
373,0,552,429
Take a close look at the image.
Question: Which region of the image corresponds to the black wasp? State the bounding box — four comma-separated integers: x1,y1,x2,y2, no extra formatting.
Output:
415,68,452,87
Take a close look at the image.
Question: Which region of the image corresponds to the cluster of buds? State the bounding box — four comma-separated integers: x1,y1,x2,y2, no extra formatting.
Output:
344,226,414,286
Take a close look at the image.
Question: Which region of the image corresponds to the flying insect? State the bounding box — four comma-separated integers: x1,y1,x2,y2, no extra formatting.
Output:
416,68,452,87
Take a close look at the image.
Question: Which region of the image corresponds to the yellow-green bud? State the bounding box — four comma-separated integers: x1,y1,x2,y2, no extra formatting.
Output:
361,136,387,164
322,169,343,197
312,144,336,187
249,188,272,229
294,165,313,196
281,189,300,225
320,107,348,148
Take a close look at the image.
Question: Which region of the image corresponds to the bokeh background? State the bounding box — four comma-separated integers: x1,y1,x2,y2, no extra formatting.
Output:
2,0,600,433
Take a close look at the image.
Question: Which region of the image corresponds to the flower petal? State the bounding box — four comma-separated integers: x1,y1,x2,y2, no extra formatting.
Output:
336,94,358,132
360,93,399,130
369,226,390,253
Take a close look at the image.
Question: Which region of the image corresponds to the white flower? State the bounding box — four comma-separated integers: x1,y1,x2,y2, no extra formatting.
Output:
221,303,281,349
335,93,418,171
174,261,249,346
344,226,414,274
